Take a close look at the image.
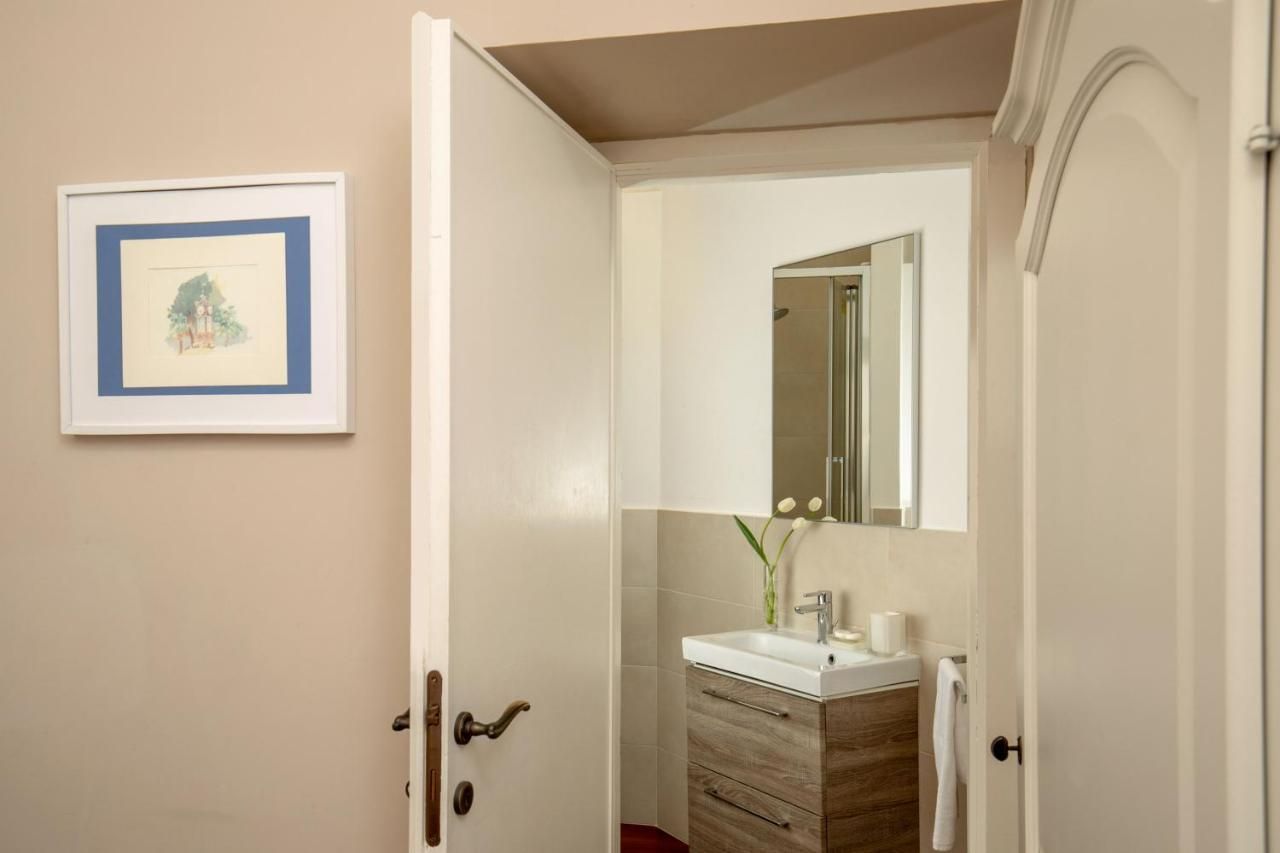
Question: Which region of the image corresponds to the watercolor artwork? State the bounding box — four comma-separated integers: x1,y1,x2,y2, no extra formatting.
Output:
165,272,250,355
114,230,292,392
61,176,344,434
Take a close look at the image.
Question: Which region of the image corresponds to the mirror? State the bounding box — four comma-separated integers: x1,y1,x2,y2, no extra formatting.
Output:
772,233,919,527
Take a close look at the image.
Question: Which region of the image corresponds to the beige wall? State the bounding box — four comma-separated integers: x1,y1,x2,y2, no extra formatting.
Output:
0,1,420,850
0,3,1013,851
620,508,969,850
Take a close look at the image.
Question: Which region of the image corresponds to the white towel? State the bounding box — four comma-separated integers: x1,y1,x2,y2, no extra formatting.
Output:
932,658,969,851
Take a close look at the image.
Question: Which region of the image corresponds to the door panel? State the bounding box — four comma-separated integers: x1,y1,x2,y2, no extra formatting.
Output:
1011,0,1268,850
411,13,616,852
1034,64,1191,852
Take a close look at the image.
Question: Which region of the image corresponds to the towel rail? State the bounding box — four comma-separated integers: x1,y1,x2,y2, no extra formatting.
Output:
943,653,968,704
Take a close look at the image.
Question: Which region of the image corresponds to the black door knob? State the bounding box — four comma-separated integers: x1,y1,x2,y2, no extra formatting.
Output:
990,735,1023,764
392,707,411,732
453,781,475,815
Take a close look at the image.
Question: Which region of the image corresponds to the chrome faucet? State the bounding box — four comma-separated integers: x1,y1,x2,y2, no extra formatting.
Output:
794,590,833,645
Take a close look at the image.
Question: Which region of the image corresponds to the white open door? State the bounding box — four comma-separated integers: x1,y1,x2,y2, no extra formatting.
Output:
997,0,1268,849
408,13,617,852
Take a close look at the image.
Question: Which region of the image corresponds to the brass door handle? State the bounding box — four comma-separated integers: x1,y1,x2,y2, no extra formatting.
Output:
454,701,531,745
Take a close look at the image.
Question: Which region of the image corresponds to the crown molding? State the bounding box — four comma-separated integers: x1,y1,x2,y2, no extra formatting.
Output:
992,0,1076,146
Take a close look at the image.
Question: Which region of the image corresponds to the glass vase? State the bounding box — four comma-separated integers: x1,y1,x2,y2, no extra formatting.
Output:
762,564,778,630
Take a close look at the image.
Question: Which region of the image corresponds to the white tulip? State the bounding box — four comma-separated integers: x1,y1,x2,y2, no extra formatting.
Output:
777,497,797,513
791,517,807,531
808,497,823,513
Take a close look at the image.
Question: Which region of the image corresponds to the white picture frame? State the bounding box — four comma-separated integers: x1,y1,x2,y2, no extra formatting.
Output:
58,173,353,434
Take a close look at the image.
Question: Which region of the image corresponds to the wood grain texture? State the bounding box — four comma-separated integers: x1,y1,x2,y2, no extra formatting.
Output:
688,763,824,853
822,686,919,816
826,802,919,853
686,666,824,812
685,668,919,852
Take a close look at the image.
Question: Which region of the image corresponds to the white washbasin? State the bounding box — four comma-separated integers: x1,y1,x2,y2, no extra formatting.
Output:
682,628,920,699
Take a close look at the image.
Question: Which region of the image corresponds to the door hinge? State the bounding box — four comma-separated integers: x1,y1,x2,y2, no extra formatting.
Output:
1247,124,1279,153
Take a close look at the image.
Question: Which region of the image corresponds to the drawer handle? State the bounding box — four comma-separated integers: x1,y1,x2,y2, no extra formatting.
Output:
701,688,789,718
703,787,791,829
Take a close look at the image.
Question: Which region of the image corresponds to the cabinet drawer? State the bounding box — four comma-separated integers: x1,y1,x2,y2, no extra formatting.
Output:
688,763,824,853
686,666,823,812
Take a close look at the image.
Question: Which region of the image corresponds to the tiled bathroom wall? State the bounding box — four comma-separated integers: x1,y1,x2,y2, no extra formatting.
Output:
620,507,969,851
620,509,660,825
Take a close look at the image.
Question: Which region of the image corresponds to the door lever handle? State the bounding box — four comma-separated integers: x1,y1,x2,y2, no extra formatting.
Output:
392,707,411,732
454,701,531,745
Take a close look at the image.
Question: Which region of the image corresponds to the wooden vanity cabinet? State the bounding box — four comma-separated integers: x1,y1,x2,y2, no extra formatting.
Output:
685,665,919,853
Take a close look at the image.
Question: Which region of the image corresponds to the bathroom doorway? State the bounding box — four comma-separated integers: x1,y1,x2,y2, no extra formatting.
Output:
409,10,1026,852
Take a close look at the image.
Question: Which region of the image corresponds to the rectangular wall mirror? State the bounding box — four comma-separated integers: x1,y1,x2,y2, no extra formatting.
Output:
772,233,920,527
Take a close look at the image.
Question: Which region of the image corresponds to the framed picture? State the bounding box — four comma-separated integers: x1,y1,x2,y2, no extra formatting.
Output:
57,173,352,434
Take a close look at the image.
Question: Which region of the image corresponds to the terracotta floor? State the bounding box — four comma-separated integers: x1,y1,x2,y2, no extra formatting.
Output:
620,823,689,853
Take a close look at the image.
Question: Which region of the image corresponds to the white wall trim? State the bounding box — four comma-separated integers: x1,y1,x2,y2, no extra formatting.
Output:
599,117,990,187
1223,1,1270,847
991,0,1077,146
608,181,623,853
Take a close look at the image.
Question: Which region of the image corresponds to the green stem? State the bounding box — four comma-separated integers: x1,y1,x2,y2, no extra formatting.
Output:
772,527,797,566
759,509,779,549
762,564,778,626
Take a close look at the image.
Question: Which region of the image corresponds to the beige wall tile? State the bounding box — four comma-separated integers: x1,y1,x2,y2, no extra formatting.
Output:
771,519,891,632
622,587,658,666
773,370,828,437
658,510,760,607
885,528,973,646
656,749,690,843
772,435,829,513
621,744,658,825
656,667,687,758
910,638,968,757
622,509,658,588
774,277,832,309
622,665,658,746
656,589,762,673
774,306,828,373
769,519,971,647
919,750,967,853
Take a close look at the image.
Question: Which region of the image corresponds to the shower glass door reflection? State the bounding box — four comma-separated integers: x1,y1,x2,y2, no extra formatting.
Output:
772,273,865,524
828,275,861,523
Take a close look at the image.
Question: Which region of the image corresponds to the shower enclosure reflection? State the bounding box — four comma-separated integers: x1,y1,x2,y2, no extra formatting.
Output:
772,233,919,527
